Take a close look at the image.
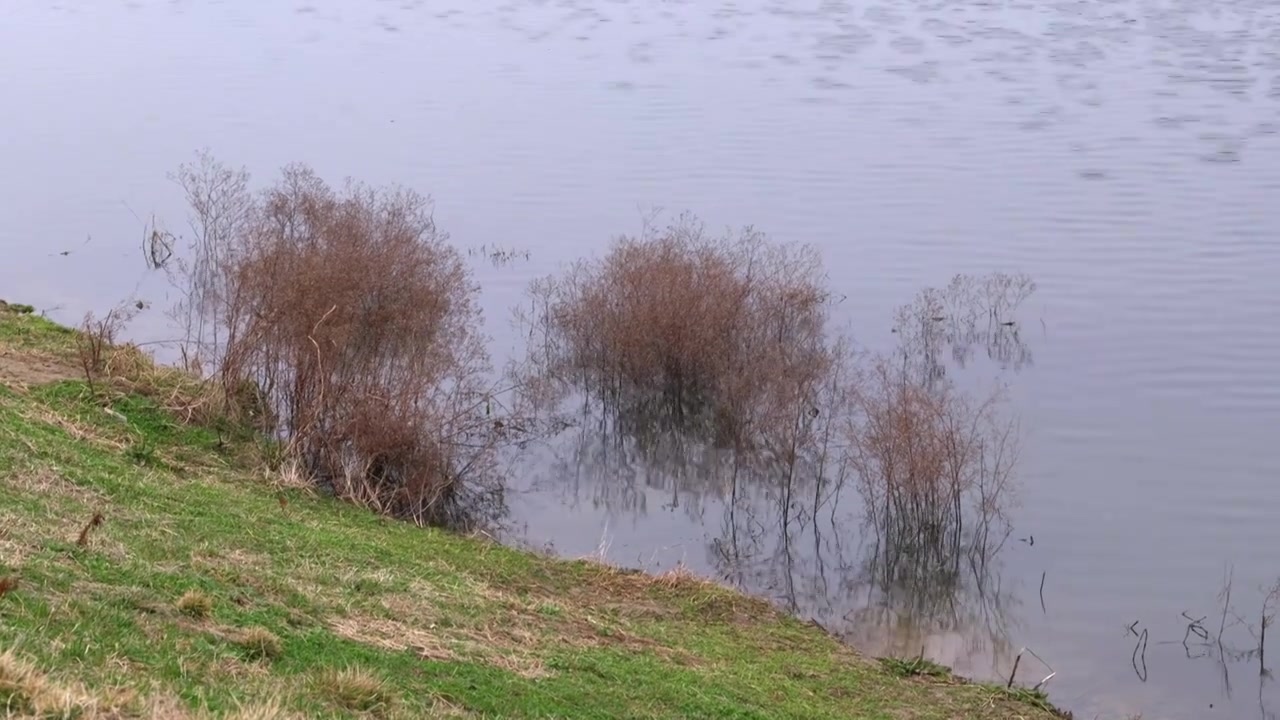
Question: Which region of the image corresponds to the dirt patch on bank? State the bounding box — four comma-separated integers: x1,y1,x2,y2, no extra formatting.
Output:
0,347,79,389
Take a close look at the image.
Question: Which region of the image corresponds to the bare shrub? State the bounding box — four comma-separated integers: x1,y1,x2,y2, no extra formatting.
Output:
77,300,144,393
168,151,253,368
840,271,1033,565
519,214,847,452
892,272,1037,383
169,154,505,529
848,357,1017,565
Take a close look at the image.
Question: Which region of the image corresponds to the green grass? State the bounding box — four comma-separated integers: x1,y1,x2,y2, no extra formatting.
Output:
0,304,1065,719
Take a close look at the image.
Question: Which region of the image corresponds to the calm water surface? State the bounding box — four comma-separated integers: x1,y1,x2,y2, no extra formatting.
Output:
4,2,1280,717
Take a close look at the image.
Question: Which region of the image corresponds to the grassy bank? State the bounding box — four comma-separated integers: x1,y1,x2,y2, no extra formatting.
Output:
0,303,1063,719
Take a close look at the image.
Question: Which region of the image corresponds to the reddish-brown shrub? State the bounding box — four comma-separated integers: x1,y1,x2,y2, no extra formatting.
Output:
848,356,1017,562
170,154,502,529
520,215,846,451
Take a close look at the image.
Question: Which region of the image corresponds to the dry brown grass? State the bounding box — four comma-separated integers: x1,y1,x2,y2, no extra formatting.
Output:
235,627,283,662
0,509,122,570
76,301,142,394
0,648,98,718
12,402,128,453
520,214,847,451
0,650,303,720
223,699,302,720
0,468,130,569
139,693,302,720
326,615,457,662
329,611,552,679
176,589,214,619
324,573,713,681
314,667,395,716
5,468,107,507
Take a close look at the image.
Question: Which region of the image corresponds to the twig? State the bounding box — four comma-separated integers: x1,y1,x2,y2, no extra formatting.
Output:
1182,611,1210,646
1262,611,1269,676
76,511,105,547
1039,571,1046,614
1220,564,1234,641
1132,627,1149,682
1007,646,1054,690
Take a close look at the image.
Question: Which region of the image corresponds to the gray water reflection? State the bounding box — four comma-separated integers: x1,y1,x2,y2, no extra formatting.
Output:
524,416,1027,682
5,0,1280,718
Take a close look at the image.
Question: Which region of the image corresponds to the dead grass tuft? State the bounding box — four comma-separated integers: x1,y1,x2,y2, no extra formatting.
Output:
653,563,703,589
176,589,214,618
7,468,106,506
235,626,283,661
327,611,553,679
115,691,300,720
328,615,457,662
224,696,303,720
315,667,395,715
76,300,143,395
269,458,315,494
0,648,96,718
14,402,127,452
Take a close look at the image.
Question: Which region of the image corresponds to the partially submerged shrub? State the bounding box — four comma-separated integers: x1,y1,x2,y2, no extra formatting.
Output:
892,271,1036,382
848,357,1017,563
166,153,506,529
521,215,846,450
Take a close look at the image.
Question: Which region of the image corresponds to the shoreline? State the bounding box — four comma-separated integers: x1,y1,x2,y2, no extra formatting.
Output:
0,301,1067,719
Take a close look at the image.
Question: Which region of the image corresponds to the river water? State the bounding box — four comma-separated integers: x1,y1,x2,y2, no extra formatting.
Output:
4,2,1280,718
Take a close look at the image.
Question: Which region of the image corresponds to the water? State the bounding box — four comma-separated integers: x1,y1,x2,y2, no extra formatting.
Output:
4,1,1280,717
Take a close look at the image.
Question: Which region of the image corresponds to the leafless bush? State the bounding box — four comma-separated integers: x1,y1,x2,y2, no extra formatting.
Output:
892,272,1037,383
169,153,506,529
77,301,144,393
519,214,848,453
848,356,1018,565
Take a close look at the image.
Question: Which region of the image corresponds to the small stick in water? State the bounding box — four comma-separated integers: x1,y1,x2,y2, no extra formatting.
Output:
1007,651,1022,689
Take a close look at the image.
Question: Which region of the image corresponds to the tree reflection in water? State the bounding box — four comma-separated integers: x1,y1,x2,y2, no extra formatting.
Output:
527,407,1023,681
